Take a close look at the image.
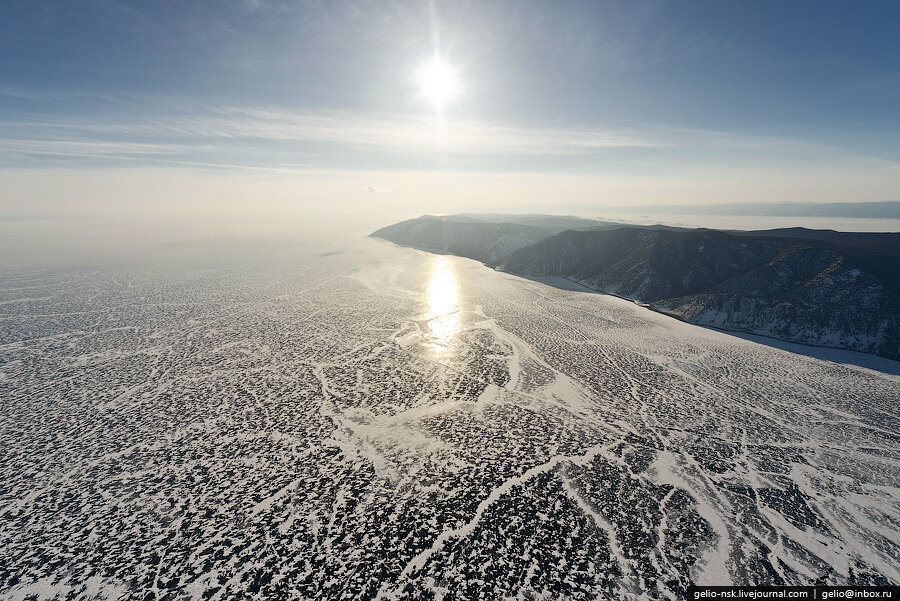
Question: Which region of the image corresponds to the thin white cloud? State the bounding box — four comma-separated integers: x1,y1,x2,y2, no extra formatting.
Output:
0,138,200,158
0,106,663,163
0,103,893,174
181,108,665,153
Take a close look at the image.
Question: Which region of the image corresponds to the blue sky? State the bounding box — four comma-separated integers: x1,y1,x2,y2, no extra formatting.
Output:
1,0,898,216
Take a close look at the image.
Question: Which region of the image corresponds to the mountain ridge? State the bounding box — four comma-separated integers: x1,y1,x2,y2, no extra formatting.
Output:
370,215,900,360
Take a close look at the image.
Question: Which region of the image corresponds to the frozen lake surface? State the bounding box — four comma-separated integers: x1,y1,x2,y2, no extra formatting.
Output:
1,236,898,600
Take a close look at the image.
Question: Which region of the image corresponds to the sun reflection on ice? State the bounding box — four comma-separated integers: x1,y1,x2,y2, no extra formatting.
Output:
425,257,460,345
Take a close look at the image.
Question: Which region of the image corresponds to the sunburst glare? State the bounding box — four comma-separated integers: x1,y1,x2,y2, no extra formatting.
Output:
417,56,460,112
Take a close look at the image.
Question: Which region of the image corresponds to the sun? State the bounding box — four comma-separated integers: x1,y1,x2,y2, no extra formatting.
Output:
417,57,460,111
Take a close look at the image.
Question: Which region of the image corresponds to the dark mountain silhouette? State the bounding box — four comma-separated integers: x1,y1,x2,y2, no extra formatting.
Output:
371,215,900,360
371,215,570,263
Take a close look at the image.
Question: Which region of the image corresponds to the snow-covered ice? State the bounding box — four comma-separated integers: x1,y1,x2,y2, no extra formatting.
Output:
1,237,897,600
